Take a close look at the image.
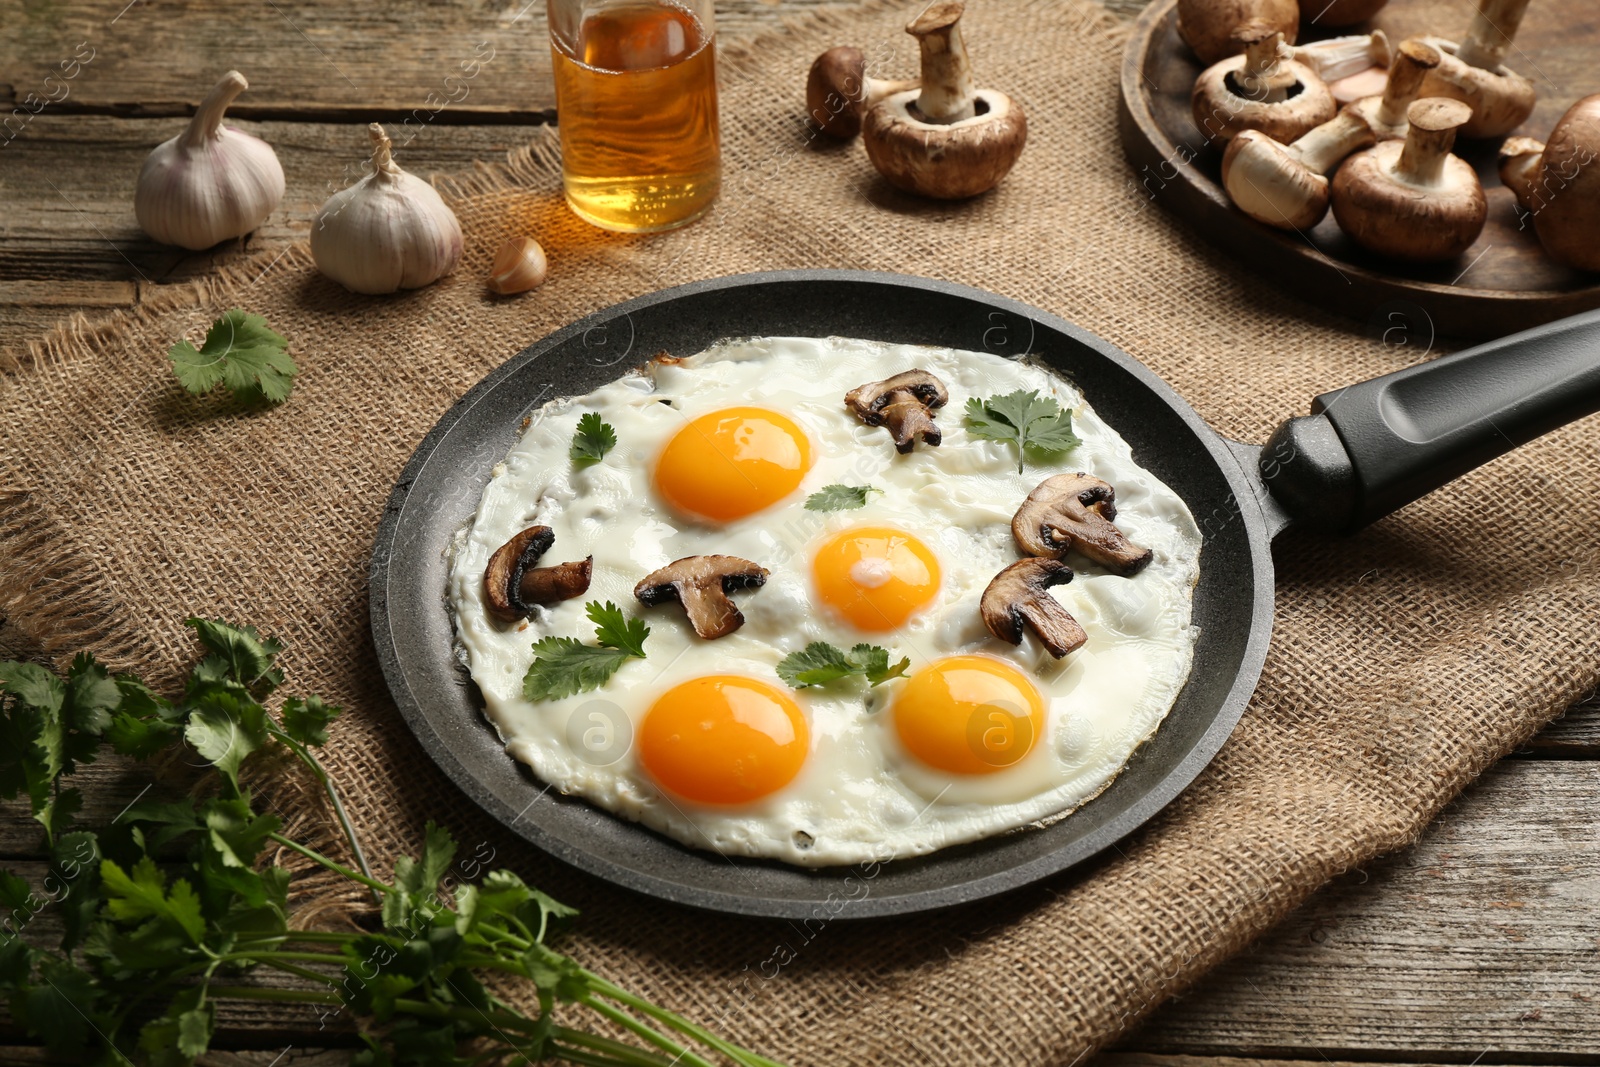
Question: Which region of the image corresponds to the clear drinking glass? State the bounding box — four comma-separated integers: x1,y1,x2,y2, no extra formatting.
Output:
547,0,722,233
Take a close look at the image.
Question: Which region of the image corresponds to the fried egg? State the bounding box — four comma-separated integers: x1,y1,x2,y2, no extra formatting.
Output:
448,337,1202,866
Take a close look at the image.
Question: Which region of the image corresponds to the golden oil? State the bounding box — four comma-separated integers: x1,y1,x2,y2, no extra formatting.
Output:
551,0,721,233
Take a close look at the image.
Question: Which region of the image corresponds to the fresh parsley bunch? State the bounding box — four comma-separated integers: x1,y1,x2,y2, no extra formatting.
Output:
0,620,784,1067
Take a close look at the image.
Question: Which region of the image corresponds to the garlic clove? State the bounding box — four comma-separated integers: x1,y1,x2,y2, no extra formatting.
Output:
135,71,286,251
310,123,464,295
486,237,549,295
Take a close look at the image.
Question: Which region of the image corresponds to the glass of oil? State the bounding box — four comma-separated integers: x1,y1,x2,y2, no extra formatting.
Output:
548,0,721,233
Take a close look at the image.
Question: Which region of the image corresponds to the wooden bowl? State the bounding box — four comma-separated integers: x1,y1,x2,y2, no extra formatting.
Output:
1118,0,1600,340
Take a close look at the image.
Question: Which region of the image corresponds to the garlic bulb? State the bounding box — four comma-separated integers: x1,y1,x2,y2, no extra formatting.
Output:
486,236,548,294
310,124,463,295
135,71,285,251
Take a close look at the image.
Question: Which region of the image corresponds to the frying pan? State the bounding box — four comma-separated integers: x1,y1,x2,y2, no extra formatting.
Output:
370,270,1600,919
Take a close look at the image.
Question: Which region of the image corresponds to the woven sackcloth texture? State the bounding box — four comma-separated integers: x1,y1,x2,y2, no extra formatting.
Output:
3,0,1598,1060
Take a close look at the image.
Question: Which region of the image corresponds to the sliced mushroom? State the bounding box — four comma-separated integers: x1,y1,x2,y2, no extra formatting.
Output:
980,558,1087,659
806,46,917,140
844,369,949,453
1012,473,1153,577
634,555,769,639
859,1,1027,199
1192,22,1338,146
1417,0,1536,139
484,526,593,620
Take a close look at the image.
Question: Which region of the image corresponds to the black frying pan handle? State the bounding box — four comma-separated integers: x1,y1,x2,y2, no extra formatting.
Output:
1261,308,1600,532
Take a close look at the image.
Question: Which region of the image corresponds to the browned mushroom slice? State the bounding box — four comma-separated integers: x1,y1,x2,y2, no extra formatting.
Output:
633,555,769,640
1012,473,1153,577
844,369,949,454
980,558,1087,658
484,525,594,620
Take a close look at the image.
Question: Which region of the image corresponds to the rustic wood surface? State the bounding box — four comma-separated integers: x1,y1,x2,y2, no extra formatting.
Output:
2,0,1597,1062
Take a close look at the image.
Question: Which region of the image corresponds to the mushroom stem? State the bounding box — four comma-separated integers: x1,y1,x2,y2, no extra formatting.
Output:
907,1,976,124
1294,109,1379,173
1498,135,1545,211
1375,40,1442,129
1292,31,1391,83
1455,0,1532,71
183,71,249,149
1395,98,1466,185
1235,25,1295,102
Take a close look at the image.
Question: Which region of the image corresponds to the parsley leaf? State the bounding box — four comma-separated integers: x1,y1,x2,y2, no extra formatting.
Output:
522,601,650,701
776,642,910,689
963,389,1082,472
570,412,617,465
804,484,880,512
168,309,297,405
588,600,650,658
279,695,341,747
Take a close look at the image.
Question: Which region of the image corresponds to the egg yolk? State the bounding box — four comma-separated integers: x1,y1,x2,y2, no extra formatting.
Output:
812,526,941,631
654,407,812,523
892,656,1045,775
639,676,810,804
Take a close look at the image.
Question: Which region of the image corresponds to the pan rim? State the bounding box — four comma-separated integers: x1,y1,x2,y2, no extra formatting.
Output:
368,269,1276,918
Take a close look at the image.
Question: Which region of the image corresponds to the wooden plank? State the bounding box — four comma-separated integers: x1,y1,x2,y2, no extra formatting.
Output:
0,0,841,119
1524,695,1600,755
0,115,552,352
1126,760,1600,1060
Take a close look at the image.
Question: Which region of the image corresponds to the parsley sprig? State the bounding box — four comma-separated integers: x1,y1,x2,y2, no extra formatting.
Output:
0,619,782,1067
570,412,618,465
804,484,880,512
168,309,297,404
776,642,910,689
963,389,1082,473
522,600,651,701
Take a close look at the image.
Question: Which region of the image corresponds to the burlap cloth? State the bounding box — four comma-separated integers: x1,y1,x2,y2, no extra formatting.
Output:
3,0,1597,1060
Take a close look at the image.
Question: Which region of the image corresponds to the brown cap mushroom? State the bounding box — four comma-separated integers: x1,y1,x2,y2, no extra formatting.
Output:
1191,22,1338,146
634,555,769,639
484,526,593,620
1222,109,1376,231
1176,0,1298,66
1497,95,1600,273
806,46,918,140
1346,39,1442,141
1012,473,1153,577
1330,97,1487,263
859,1,1027,199
1417,0,1536,139
980,558,1088,659
844,369,949,453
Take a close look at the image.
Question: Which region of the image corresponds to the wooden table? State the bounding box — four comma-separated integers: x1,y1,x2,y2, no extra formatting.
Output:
2,0,1597,1062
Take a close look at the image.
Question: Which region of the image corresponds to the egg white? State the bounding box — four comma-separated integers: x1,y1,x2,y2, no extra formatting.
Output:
447,337,1202,866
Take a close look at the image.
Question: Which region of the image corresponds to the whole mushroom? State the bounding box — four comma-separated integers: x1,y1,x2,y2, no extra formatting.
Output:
1418,0,1536,139
1192,22,1338,146
1177,0,1298,66
860,0,1027,199
1222,109,1376,230
1331,97,1487,262
1497,95,1600,272
806,46,918,140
